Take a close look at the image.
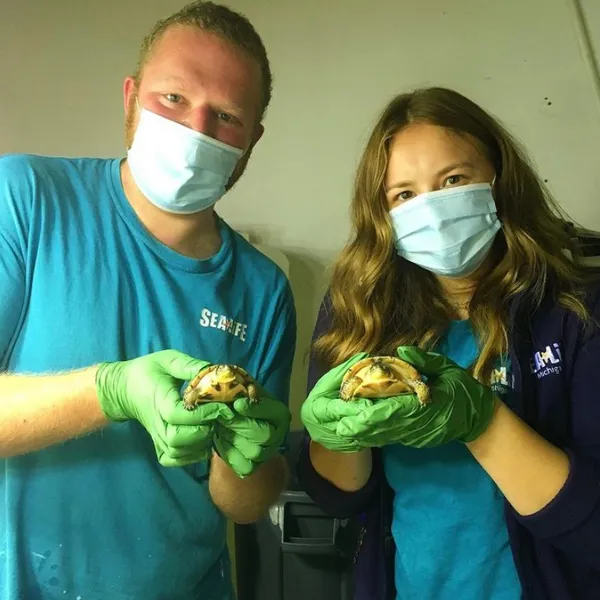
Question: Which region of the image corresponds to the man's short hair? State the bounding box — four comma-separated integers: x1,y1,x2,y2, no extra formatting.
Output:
135,1,272,120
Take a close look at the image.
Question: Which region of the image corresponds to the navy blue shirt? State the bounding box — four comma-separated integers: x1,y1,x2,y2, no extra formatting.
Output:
297,282,600,600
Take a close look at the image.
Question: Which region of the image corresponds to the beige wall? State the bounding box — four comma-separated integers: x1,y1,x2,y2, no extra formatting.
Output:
2,0,599,428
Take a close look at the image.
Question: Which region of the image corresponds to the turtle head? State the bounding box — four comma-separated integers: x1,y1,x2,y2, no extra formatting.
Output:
214,364,237,382
368,359,392,380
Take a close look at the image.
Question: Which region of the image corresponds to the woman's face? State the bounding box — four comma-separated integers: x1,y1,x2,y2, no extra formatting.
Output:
384,122,496,210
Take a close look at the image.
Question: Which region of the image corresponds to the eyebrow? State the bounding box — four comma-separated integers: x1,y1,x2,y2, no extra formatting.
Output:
386,161,476,192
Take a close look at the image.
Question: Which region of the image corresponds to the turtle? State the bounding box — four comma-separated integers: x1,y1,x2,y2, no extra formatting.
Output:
182,364,260,410
339,356,430,405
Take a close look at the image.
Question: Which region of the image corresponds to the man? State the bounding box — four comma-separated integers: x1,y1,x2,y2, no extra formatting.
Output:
0,2,296,599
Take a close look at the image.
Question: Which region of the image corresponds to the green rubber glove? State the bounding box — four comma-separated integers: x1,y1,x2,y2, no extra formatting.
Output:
96,350,235,467
213,388,292,478
336,346,497,448
299,353,375,453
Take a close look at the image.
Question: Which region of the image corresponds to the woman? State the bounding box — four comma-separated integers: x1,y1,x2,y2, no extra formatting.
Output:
296,87,600,600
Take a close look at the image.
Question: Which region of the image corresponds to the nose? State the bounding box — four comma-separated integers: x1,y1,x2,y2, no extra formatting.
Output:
422,183,444,195
184,106,216,138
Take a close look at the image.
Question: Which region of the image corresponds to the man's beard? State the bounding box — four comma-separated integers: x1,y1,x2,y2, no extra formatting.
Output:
225,150,250,192
124,93,137,151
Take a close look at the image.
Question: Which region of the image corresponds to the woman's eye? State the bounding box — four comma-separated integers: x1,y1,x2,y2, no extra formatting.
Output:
445,175,463,186
398,191,414,201
165,93,182,103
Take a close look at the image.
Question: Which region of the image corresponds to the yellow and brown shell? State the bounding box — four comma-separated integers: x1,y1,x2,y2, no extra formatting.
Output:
339,356,430,405
182,364,259,410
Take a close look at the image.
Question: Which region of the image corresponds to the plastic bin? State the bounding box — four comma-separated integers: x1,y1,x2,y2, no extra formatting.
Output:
234,431,359,600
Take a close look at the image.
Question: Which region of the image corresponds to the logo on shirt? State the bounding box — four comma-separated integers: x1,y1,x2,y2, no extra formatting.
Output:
199,308,248,342
489,360,513,396
530,342,562,379
491,366,509,386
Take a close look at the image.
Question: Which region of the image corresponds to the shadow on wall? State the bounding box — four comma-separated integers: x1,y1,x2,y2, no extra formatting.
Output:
285,250,329,429
246,231,330,430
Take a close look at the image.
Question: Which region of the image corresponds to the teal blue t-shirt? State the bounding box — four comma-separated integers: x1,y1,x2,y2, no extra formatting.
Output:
0,154,297,600
382,320,521,600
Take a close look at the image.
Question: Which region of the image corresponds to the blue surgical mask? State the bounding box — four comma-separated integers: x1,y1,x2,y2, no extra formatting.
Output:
127,107,244,215
389,182,502,278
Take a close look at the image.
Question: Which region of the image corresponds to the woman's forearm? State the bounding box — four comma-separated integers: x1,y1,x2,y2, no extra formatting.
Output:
309,440,372,492
466,398,570,516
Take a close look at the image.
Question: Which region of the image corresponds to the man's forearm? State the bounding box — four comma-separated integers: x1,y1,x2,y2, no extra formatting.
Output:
209,452,288,524
0,367,109,457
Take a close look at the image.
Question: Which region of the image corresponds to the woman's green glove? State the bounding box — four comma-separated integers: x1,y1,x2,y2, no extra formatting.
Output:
336,346,497,448
96,350,235,467
300,353,375,453
213,391,292,478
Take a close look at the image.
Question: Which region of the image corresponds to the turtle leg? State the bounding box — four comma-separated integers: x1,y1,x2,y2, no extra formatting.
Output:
182,388,197,411
247,383,260,404
339,377,361,401
182,396,198,411
410,380,430,406
182,392,214,410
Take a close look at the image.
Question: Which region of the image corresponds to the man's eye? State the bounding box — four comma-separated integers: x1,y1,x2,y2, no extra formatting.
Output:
218,112,239,125
165,93,182,103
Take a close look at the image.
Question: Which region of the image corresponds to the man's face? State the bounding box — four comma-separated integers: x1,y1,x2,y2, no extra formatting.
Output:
123,25,265,190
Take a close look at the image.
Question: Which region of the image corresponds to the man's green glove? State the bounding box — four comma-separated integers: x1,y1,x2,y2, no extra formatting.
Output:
336,346,497,448
96,350,234,467
299,353,375,453
213,388,292,478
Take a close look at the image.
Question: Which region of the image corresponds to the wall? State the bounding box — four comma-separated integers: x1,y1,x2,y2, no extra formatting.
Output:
1,0,599,428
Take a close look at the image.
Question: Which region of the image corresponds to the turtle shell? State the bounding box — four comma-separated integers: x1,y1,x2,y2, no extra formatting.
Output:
182,364,259,410
339,356,430,405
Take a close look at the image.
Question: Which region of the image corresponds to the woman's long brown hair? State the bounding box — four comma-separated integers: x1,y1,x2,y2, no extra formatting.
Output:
314,87,592,383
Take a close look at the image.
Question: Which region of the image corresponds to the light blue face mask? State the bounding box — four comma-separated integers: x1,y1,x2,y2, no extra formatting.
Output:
389,182,502,278
127,108,244,215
